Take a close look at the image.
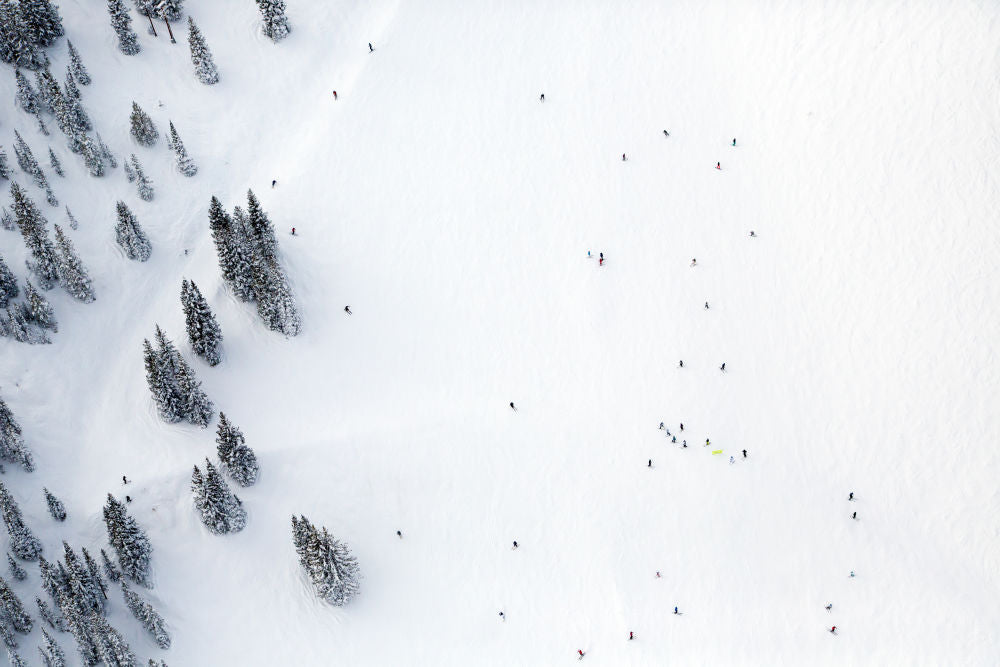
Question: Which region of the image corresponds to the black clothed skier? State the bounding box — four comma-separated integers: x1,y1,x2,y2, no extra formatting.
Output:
742,449,747,458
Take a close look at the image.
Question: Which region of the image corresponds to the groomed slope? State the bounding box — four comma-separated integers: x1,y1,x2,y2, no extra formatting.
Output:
0,0,997,664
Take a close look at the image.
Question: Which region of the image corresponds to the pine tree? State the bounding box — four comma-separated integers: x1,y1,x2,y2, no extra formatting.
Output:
181,279,222,365
108,0,140,55
0,209,12,231
67,40,91,85
1,305,49,345
257,0,291,42
63,73,92,132
291,515,360,606
13,70,38,115
90,614,137,667
245,190,278,264
154,0,182,21
167,122,196,176
24,280,57,331
38,628,67,667
121,582,169,649
80,135,105,177
123,158,135,183
176,361,213,427
6,554,25,581
81,549,108,603
53,224,96,303
256,267,300,336
0,1,48,70
148,661,167,667
114,202,152,262
129,154,153,201
215,414,259,486
58,592,98,665
95,133,116,169
43,488,66,521
0,484,41,559
13,130,52,194
35,598,62,632
47,148,63,176
208,198,254,301
0,149,8,181
0,621,15,650
0,258,17,308
129,102,157,146
133,0,154,17
100,550,120,583
192,460,245,534
37,557,63,607
34,67,62,115
20,0,65,47
63,68,80,100
6,648,26,667
102,494,152,587
147,325,212,426
187,17,218,85
11,183,59,287
64,206,78,230
0,577,33,634
62,543,103,615
143,339,180,423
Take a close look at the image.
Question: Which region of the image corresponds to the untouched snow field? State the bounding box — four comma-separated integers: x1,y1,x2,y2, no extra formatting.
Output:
1,0,999,664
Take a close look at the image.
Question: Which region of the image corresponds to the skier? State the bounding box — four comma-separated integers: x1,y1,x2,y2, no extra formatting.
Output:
704,301,709,309
690,258,697,266
125,495,132,503
680,423,684,431
622,153,627,161
369,42,374,52
599,257,604,266
540,93,545,102
830,626,837,634
720,362,726,371
679,360,684,368
825,604,832,611
629,632,634,640
344,306,352,315
655,571,661,578
512,540,518,549
272,179,277,188
648,459,652,468
510,402,516,411
291,227,296,235
663,130,669,137
587,250,591,258
333,90,338,100
674,606,679,615
578,650,585,659
850,571,855,578
852,511,857,520
396,530,402,538
659,422,665,430
671,436,676,443
499,611,505,621
705,438,710,447
750,230,756,237
732,138,736,146
848,492,854,501
730,456,734,464
716,162,721,170
742,449,747,458
682,440,687,447
122,475,129,485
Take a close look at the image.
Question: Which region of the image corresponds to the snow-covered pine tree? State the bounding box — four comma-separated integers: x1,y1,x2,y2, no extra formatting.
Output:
192,460,245,534
6,648,26,667
90,613,137,667
129,102,157,146
95,133,117,169
47,148,63,177
108,0,140,55
0,399,32,474
255,266,300,336
129,154,153,201
53,224,95,302
81,549,108,602
61,543,103,615
58,592,98,665
114,201,152,261
67,40,91,85
291,515,361,606
155,0,182,20
215,413,259,486
79,135,105,177
0,149,8,181
167,121,196,176
13,70,38,114
176,359,213,427
36,557,62,607
0,484,41,559
148,660,167,667
19,0,64,47
0,258,18,308
43,488,66,521
1,305,49,345
123,158,135,182
245,189,278,264
35,598,61,632
143,339,180,423
0,1,48,70
24,280,57,332
100,549,120,583
11,183,59,287
6,554,26,581
38,628,67,667
181,279,222,365
64,206,78,230
208,198,253,300
121,582,169,649
187,17,218,85
102,494,152,587
63,68,79,100
34,67,62,115
133,0,154,16
0,208,11,231
257,0,291,42
12,130,53,196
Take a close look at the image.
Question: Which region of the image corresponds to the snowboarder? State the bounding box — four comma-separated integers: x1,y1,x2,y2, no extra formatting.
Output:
540,93,545,102
825,604,832,611
852,511,857,520
849,492,854,501
682,440,687,447
742,449,747,458
499,611,505,621
830,626,837,634
512,541,518,549
659,422,665,430
690,258,697,266
122,476,129,485
679,360,684,368
291,227,296,235
396,530,402,538
732,138,736,146
716,162,721,170
704,301,709,309
730,456,734,464
671,436,676,443
648,459,652,468
850,571,855,578
333,90,338,100
344,306,352,315
705,438,710,447
510,402,516,411
125,495,132,503
750,230,756,237
680,423,684,431
720,362,726,371
674,606,679,614
369,42,374,52
629,632,634,640
622,153,627,161
587,250,591,258
272,179,277,188
663,130,669,137
599,252,604,266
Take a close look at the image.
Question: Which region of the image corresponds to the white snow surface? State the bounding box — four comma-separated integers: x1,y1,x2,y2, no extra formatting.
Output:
1,0,999,664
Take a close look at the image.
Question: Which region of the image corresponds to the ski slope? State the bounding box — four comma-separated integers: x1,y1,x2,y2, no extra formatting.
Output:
1,0,999,664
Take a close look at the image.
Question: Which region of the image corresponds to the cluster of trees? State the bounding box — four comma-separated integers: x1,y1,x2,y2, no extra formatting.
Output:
0,482,42,559
291,516,360,606
0,396,35,472
0,268,57,345
142,326,214,427
12,130,56,206
215,414,258,487
0,0,64,70
191,459,245,534
180,279,222,364
209,192,300,336
257,0,290,42
115,201,152,261
103,494,152,588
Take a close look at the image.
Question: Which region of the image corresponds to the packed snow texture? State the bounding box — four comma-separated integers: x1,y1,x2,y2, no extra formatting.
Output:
0,0,998,664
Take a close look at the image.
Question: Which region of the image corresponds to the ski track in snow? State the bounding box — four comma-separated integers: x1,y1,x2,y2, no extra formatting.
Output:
0,0,998,664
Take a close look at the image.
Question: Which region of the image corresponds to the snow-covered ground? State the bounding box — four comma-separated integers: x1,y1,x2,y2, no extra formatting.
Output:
1,0,999,664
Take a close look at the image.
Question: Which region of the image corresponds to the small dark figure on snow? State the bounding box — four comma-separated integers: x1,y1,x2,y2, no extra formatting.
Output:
648,459,652,468
499,611,505,621
540,93,545,102
655,571,661,578
578,650,585,658
742,449,747,458
705,439,710,447
333,90,338,100
663,130,669,137
345,306,352,315
674,606,679,614
750,230,756,237
680,423,684,431
629,631,634,640
272,179,277,188
691,258,697,266
123,476,129,484
510,402,516,411
682,440,687,447
622,153,627,161
291,227,296,235
720,363,726,371
672,436,676,443
849,492,854,500
396,530,402,538
732,138,736,146
125,495,132,503
852,511,857,520
659,422,665,430
704,301,709,309
825,604,833,611
512,541,518,549
830,626,837,634
679,360,684,367
369,43,374,52
716,162,721,169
